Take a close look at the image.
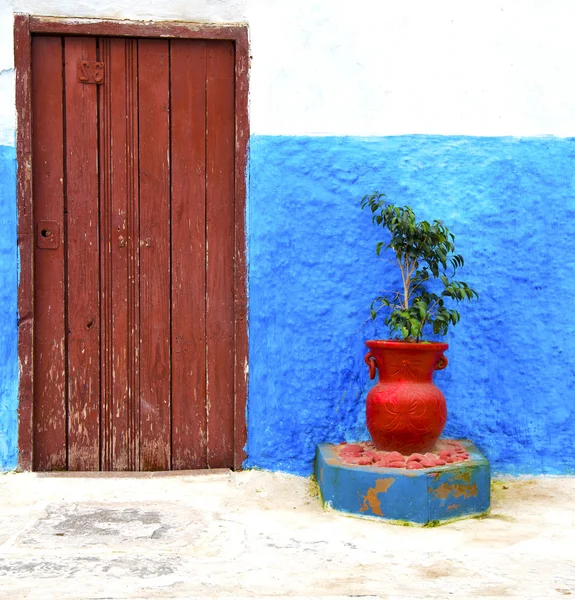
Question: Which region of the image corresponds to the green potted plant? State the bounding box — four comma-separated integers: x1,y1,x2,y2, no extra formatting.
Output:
361,192,478,454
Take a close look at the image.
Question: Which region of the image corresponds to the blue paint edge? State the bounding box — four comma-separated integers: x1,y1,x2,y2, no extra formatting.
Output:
0,145,18,471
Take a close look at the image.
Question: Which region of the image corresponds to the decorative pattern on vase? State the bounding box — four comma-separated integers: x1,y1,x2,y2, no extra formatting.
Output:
365,341,448,454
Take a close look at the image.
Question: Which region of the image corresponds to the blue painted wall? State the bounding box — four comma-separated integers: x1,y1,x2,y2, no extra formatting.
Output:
0,145,18,471
2,136,574,475
246,135,575,476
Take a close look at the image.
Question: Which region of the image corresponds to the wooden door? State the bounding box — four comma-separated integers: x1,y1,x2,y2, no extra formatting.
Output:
31,34,238,471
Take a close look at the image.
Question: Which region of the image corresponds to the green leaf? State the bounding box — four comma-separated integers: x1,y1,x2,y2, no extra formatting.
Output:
361,191,477,338
418,301,427,319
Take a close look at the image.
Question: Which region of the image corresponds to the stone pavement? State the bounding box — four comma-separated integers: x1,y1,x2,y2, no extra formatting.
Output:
0,469,573,599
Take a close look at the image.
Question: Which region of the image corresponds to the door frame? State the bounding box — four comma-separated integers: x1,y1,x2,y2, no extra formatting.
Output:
14,15,249,471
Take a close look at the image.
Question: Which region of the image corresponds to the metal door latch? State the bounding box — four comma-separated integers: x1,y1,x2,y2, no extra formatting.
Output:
37,221,60,249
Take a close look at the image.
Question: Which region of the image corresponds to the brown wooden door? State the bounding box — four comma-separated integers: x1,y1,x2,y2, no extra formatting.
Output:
31,34,237,471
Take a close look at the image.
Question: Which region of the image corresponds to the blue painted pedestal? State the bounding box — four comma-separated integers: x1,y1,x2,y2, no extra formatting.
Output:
316,440,490,525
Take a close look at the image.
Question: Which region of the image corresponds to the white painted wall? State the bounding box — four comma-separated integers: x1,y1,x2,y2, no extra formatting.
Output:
1,0,575,145
249,0,575,137
8,0,247,22
0,0,15,145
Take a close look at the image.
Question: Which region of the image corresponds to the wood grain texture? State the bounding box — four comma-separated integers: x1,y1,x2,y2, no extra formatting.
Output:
233,28,249,470
29,17,246,41
15,15,33,471
125,39,141,471
206,41,235,468
31,36,67,471
21,24,249,472
170,40,208,470
97,38,141,470
99,37,114,471
138,39,171,471
64,37,100,471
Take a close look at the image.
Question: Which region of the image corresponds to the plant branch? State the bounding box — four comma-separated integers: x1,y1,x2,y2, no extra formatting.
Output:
361,191,478,341
398,256,410,310
404,257,419,307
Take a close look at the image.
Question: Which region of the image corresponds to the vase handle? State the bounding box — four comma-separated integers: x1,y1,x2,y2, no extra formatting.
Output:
364,352,378,380
435,355,448,370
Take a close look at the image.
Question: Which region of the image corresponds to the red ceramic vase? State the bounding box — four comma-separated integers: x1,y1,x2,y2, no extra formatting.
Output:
364,340,449,454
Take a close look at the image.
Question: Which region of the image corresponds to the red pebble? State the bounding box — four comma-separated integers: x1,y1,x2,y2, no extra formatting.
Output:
363,451,380,460
424,453,441,465
388,460,406,468
340,452,362,461
407,453,437,468
339,451,363,460
407,453,427,462
386,451,404,462
406,461,424,469
357,457,373,465
340,444,363,454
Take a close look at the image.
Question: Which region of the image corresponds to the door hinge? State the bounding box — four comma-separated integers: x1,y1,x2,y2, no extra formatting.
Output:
77,60,105,85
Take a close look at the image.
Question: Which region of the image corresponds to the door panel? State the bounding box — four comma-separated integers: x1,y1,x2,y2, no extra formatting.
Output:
32,36,66,471
170,40,208,470
64,37,101,471
98,37,141,471
138,39,171,471
31,34,238,471
206,41,236,468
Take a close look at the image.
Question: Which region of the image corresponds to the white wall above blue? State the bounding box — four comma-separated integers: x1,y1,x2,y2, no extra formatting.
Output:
249,0,575,137
2,0,575,140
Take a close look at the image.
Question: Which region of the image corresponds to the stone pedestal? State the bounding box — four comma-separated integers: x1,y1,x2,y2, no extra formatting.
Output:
316,439,490,526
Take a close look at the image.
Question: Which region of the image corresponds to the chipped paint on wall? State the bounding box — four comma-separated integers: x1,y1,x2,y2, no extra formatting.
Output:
432,483,478,501
359,478,395,516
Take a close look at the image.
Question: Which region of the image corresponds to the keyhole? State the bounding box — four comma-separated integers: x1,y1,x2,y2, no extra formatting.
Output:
41,229,52,238
86,317,95,330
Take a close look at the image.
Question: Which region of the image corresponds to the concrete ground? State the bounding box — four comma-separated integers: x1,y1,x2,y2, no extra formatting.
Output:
0,470,573,600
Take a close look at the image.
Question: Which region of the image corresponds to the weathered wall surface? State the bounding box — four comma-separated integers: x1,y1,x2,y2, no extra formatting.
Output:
0,145,17,469
247,135,575,475
1,0,574,473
